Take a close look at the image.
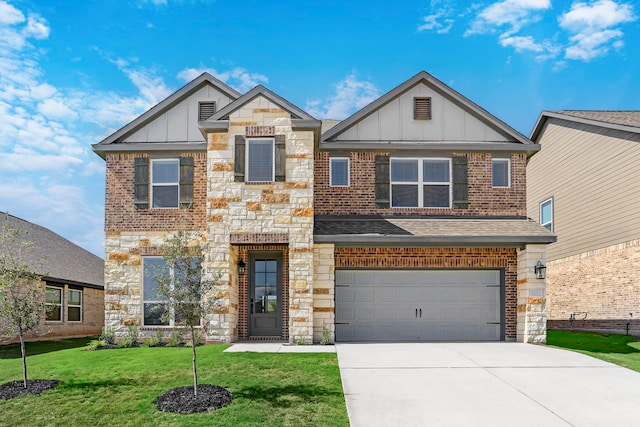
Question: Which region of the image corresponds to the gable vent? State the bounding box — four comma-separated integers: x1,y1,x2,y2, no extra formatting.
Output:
198,101,216,121
413,97,432,120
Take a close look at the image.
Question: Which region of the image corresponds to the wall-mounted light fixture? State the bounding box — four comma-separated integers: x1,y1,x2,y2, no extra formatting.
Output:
534,260,546,279
237,259,246,275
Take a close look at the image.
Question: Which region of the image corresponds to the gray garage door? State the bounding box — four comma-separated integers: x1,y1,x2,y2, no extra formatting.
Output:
335,270,502,342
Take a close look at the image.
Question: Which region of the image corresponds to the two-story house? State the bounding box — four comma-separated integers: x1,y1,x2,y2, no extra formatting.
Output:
93,71,555,344
528,111,640,334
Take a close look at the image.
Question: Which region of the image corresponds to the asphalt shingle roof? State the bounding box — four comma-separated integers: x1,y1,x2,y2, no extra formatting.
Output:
314,216,556,245
557,111,640,129
0,213,104,288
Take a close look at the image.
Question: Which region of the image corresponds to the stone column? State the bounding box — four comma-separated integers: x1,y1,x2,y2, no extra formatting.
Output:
516,244,547,343
312,244,335,343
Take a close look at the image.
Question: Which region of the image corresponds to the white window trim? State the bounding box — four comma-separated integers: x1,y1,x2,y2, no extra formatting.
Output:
143,256,200,327
246,138,275,183
150,158,180,209
492,157,511,188
45,286,62,322
540,198,554,231
329,157,350,187
67,289,82,323
390,157,452,208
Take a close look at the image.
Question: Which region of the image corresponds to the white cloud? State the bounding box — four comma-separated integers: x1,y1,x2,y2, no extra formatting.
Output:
418,9,455,33
37,98,77,120
559,0,636,61
23,13,49,39
0,0,23,25
499,34,544,52
177,66,268,92
305,72,380,120
467,0,551,36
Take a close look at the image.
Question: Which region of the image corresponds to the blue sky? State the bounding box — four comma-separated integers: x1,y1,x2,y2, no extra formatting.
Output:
0,0,637,257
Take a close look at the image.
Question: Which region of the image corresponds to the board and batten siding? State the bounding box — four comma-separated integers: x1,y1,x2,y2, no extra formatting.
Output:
334,82,512,142
527,118,640,261
125,84,235,143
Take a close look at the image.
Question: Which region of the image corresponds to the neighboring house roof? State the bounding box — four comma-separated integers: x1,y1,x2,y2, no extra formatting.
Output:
314,216,556,246
93,72,241,158
530,110,640,141
321,71,538,153
199,84,321,136
0,214,104,289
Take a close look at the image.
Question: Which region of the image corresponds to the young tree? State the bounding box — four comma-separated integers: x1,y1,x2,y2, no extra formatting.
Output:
153,229,218,397
0,215,48,388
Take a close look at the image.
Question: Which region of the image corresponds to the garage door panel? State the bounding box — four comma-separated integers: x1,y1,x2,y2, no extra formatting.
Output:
335,270,502,342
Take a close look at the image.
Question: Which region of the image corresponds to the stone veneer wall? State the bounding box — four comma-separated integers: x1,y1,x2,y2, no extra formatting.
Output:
204,95,315,344
547,239,640,335
334,247,519,340
516,244,547,343
314,152,526,216
313,244,335,343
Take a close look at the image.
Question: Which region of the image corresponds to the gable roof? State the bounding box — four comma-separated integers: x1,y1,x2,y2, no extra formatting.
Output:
531,110,640,141
199,84,320,135
321,71,534,150
0,213,104,288
93,72,241,156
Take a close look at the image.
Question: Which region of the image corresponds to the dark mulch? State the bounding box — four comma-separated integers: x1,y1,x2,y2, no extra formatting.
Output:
0,379,60,400
157,384,233,414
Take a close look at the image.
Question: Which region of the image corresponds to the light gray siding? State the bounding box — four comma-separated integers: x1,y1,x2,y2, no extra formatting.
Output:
125,85,235,143
527,118,640,260
334,82,511,142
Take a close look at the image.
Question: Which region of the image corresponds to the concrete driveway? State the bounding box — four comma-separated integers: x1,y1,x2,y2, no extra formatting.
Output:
336,343,640,427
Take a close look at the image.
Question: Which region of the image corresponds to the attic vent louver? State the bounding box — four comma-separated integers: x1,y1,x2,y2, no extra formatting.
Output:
414,97,432,120
199,101,216,121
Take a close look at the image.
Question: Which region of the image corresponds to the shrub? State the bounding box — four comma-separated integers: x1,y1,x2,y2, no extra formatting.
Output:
100,327,116,347
320,327,332,345
167,329,184,347
85,339,106,351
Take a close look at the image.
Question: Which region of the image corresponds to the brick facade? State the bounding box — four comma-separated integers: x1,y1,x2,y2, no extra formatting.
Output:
546,239,640,335
314,152,527,216
105,152,207,232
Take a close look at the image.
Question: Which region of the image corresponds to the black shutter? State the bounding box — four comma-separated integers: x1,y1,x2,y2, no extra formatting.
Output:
134,157,149,209
275,134,286,182
375,155,390,209
452,155,468,209
234,135,245,182
179,156,194,208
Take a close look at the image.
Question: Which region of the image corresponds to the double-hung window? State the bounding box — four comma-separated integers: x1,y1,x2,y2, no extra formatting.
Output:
391,158,451,208
45,286,62,321
330,157,350,187
142,256,201,326
540,198,553,231
492,157,510,188
151,159,179,208
247,138,274,182
67,289,82,322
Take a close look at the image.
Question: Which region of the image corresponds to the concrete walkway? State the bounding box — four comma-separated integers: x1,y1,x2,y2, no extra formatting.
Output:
223,343,336,353
336,343,640,427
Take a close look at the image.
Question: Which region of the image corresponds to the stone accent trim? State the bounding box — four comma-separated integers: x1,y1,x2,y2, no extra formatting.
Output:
516,244,547,343
230,233,289,244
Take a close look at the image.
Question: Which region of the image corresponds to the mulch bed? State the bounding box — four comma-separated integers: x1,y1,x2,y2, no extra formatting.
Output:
0,379,60,400
157,384,233,414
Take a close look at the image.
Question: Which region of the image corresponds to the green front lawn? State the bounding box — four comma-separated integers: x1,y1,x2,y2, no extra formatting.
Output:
547,330,640,373
0,338,349,427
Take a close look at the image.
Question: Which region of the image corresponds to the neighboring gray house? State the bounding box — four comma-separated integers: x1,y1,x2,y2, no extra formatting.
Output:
0,213,104,339
528,111,640,334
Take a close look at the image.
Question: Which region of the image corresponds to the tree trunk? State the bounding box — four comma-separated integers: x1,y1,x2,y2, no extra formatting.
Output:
20,330,27,388
191,325,198,396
